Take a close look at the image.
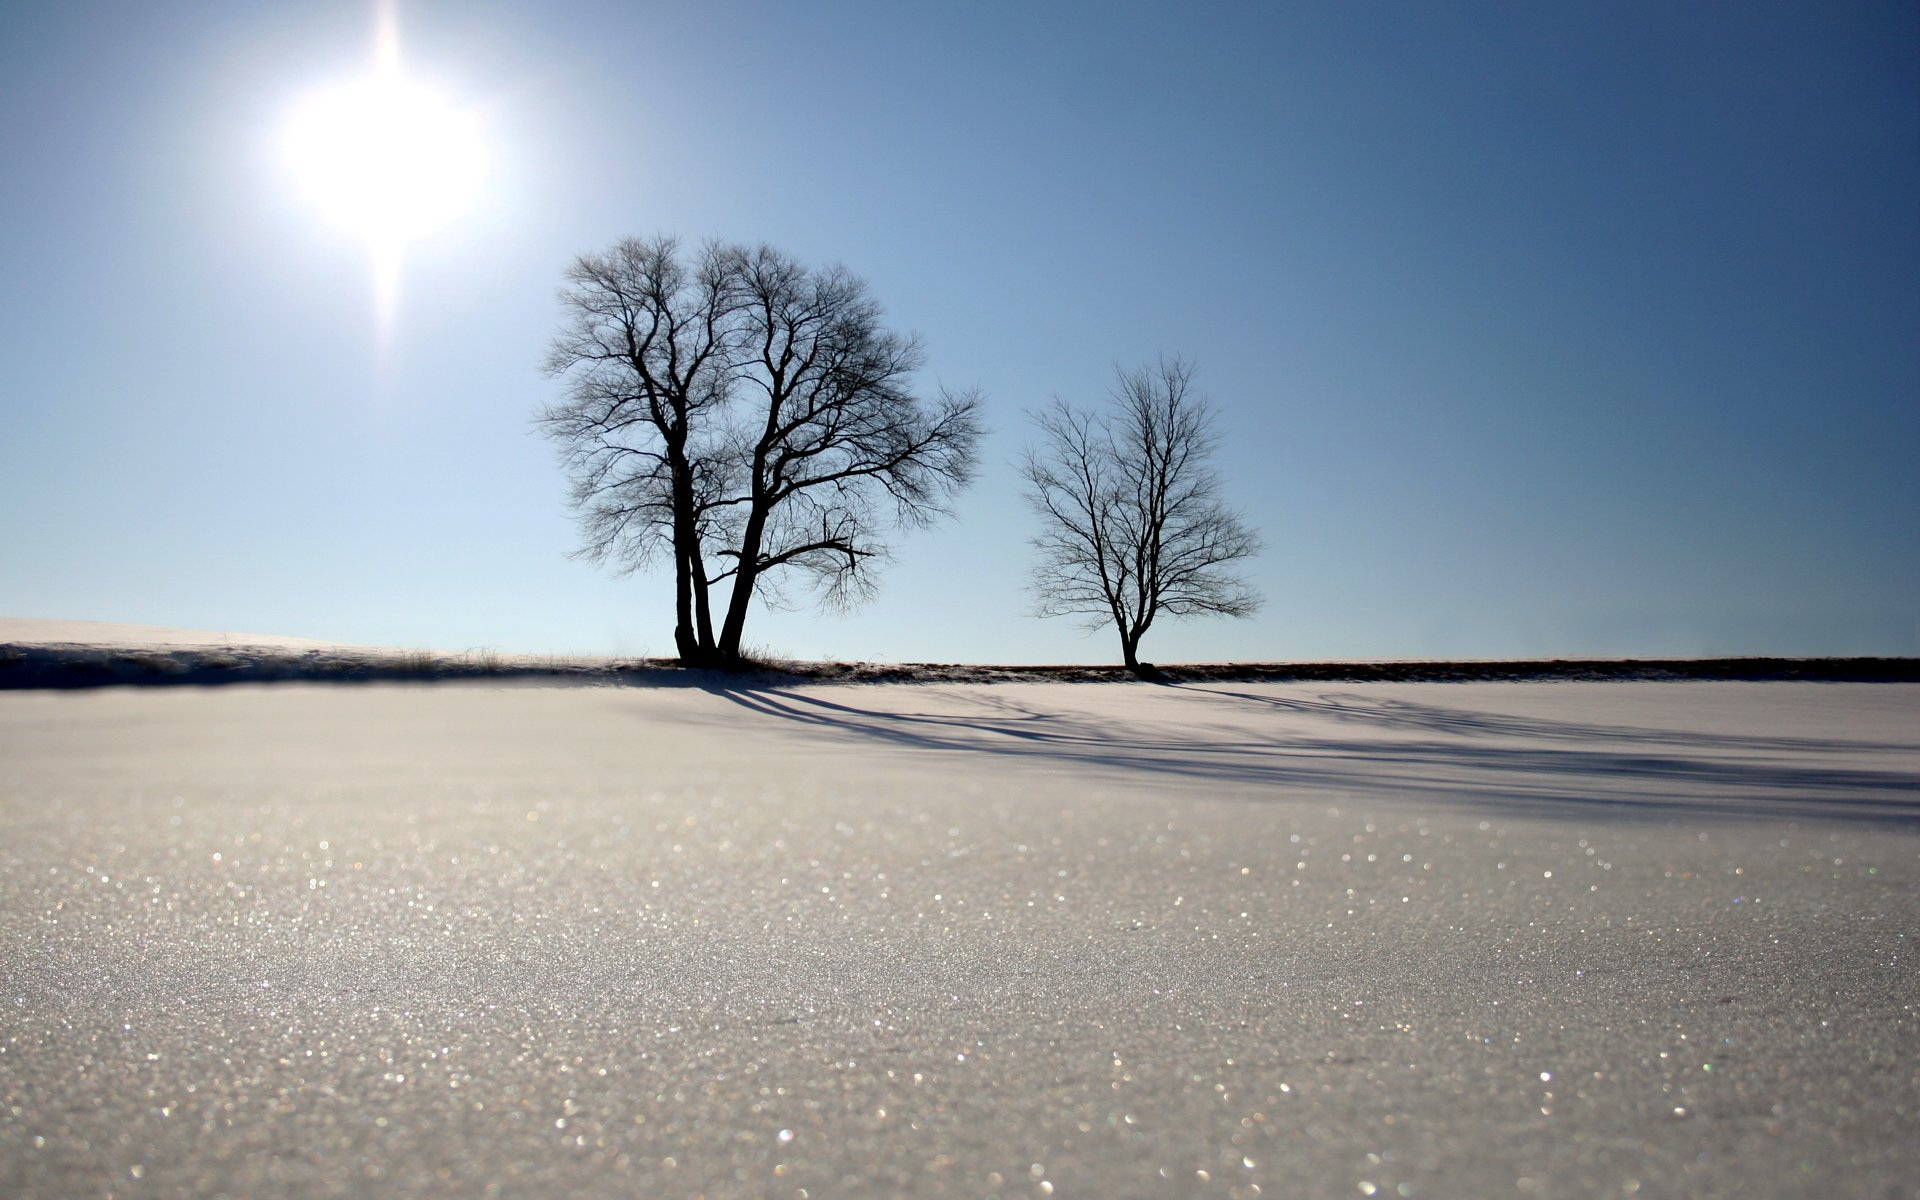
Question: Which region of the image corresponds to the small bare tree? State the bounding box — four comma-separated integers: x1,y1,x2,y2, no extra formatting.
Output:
539,236,983,669
1022,358,1261,671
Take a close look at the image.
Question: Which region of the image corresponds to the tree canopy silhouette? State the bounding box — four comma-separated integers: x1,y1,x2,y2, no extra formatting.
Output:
540,236,983,668
1022,357,1260,672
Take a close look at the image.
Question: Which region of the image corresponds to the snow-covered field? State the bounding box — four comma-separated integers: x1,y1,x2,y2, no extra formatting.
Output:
1,668,1917,1196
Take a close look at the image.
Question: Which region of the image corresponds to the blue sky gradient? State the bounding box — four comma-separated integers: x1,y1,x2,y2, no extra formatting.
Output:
2,1,1915,661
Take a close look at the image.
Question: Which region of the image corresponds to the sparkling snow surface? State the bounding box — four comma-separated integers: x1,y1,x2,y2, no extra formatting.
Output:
2,681,1917,1198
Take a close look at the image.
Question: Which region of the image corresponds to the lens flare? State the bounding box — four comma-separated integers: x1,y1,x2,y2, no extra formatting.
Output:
282,6,482,333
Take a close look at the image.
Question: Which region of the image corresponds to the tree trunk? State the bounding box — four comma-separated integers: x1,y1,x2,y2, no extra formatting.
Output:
671,515,714,664
1120,626,1159,678
715,506,768,667
668,449,719,667
690,555,716,661
715,561,758,666
672,547,698,663
673,541,719,667
716,420,781,666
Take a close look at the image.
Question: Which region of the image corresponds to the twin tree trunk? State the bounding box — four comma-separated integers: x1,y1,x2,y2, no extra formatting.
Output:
663,418,789,669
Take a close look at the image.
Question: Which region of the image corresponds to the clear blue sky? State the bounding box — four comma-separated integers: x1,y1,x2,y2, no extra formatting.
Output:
2,0,1915,662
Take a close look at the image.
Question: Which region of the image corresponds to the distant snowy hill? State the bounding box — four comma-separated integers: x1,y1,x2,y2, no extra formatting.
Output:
0,617,368,650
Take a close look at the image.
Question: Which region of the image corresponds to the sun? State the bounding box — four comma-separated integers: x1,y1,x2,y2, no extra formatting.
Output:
282,12,482,320
285,73,482,249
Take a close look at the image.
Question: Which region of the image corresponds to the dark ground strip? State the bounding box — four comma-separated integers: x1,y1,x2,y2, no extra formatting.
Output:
1,641,1915,690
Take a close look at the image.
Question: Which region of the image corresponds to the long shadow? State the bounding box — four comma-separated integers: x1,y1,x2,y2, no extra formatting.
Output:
699,683,1920,827
1167,685,1920,755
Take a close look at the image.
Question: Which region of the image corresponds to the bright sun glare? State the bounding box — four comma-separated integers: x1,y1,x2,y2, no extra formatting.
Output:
282,9,482,323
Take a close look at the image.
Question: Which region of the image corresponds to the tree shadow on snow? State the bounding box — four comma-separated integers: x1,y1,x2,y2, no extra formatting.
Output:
699,682,1920,827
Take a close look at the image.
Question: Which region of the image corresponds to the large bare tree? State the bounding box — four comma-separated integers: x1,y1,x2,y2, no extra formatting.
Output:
539,237,983,668
1022,358,1261,671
